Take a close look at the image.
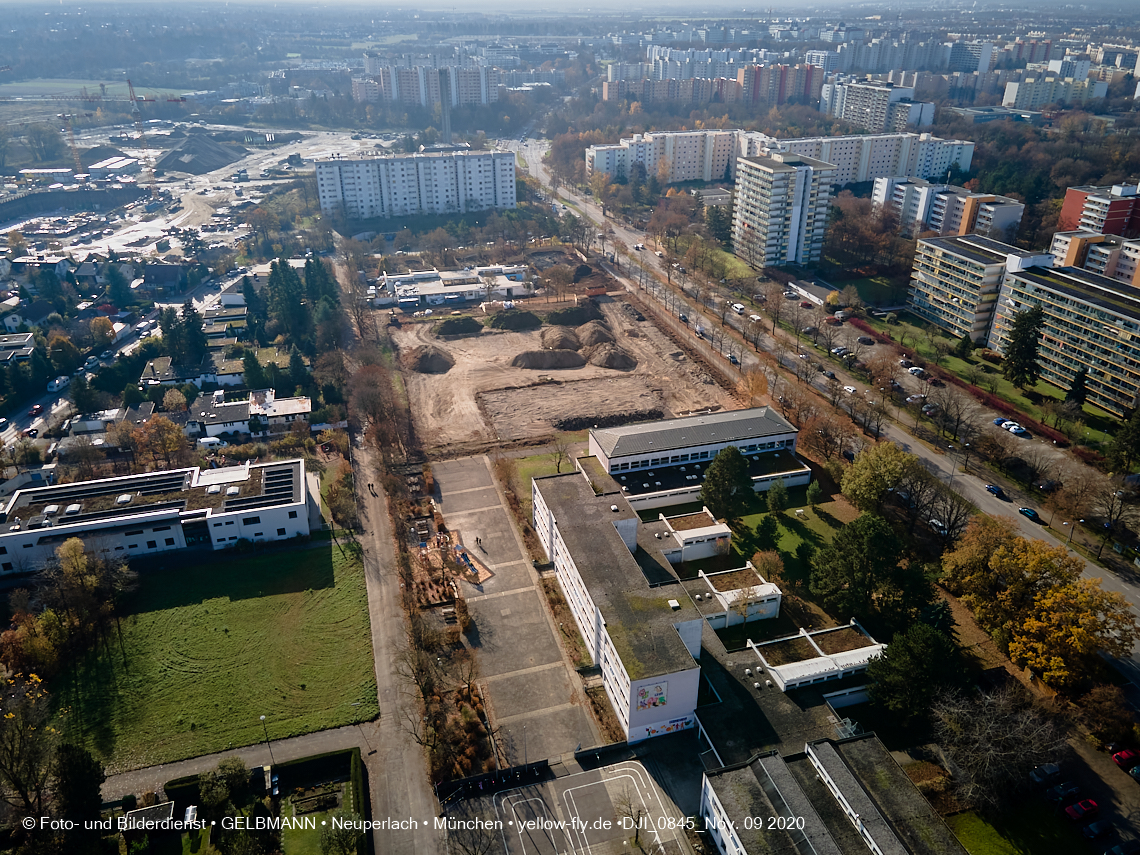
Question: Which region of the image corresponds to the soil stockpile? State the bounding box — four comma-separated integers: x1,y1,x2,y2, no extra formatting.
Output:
546,302,602,326
540,327,581,350
577,320,615,348
488,310,542,331
154,136,246,175
511,350,586,370
584,343,637,370
400,345,455,374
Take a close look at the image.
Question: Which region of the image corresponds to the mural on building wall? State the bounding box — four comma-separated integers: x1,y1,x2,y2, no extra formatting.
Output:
644,716,693,738
637,682,668,711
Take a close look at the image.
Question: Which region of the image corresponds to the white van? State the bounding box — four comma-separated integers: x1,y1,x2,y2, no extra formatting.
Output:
732,303,745,315
48,376,70,392
197,437,229,449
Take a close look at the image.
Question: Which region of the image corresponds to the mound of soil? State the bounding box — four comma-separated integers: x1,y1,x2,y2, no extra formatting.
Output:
400,345,455,374
511,350,587,370
488,310,542,331
584,343,637,370
435,316,482,336
578,320,615,348
540,327,581,350
154,136,246,175
546,302,602,326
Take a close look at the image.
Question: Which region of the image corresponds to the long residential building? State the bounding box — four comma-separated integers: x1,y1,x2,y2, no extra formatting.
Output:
315,149,516,219
1002,74,1107,109
351,65,499,107
733,152,836,268
819,80,935,133
585,129,973,188
872,176,1024,239
0,459,313,572
1050,230,1140,286
908,234,1140,415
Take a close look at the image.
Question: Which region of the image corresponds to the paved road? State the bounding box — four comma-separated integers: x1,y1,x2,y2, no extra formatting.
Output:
517,151,1140,691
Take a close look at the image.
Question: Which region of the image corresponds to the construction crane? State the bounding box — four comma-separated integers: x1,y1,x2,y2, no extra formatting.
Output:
127,79,159,199
58,113,84,179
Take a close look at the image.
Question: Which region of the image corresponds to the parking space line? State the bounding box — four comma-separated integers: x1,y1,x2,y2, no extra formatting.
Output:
482,662,563,683
466,586,534,603
496,703,576,726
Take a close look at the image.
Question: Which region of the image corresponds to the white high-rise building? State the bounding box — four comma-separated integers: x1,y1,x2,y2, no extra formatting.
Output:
873,177,1024,239
821,81,935,132
315,150,516,219
732,152,836,268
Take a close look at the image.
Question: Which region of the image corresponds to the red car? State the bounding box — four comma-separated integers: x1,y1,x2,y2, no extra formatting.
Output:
27,404,43,418
1113,748,1140,769
1065,799,1098,822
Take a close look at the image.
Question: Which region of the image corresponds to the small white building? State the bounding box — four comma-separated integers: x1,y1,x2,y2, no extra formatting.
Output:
187,389,312,438
380,265,529,309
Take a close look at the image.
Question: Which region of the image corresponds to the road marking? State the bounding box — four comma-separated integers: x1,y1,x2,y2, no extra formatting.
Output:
466,586,535,603
438,484,496,497
482,662,563,683
496,703,576,726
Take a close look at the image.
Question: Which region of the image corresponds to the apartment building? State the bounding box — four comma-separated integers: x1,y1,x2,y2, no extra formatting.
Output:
601,77,743,106
732,152,836,268
352,64,498,108
821,81,935,133
585,130,738,184
735,63,824,106
804,50,840,74
1058,182,1140,237
872,177,1024,239
907,235,1030,342
315,149,516,219
586,130,973,187
1050,231,1140,286
990,262,1140,417
0,460,312,572
1002,75,1107,109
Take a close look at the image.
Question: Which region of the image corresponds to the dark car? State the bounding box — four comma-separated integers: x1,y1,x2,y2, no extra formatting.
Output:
678,313,688,323
1019,507,1043,523
993,417,1008,426
1105,843,1140,855
856,336,875,346
1127,765,1140,783
1065,799,1098,822
803,326,819,335
1082,820,1113,840
824,371,836,380
985,484,1007,500
1030,763,1061,786
1037,480,1063,493
21,428,38,438
1113,748,1140,769
1045,781,1080,806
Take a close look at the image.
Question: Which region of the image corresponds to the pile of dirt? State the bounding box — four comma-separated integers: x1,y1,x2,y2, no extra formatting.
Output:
584,343,638,371
400,345,455,374
540,327,581,350
578,320,615,348
488,309,542,331
154,136,247,175
511,350,586,370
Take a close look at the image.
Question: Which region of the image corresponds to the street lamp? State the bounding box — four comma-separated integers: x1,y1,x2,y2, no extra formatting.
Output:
946,446,957,488
1063,521,1076,545
260,715,276,766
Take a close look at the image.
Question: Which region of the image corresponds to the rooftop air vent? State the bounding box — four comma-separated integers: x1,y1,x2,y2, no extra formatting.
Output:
610,504,618,512
668,599,681,611
116,494,132,505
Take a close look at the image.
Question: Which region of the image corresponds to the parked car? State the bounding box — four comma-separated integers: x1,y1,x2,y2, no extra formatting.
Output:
800,300,813,308
1036,480,1063,493
1010,426,1032,438
1104,843,1140,855
100,350,113,360
824,371,836,380
22,428,38,439
1044,781,1080,806
928,377,944,386
929,519,949,536
1082,820,1113,840
993,417,1008,426
1065,799,1099,823
727,354,739,364
900,359,913,368
802,325,818,335
1019,507,1044,523
0,417,8,431
1112,748,1140,769
856,336,875,345
985,484,1008,500
1029,763,1061,786
908,366,926,376
1001,421,1022,431
678,313,688,323
922,403,939,415
905,394,926,404
843,386,857,394
831,346,848,355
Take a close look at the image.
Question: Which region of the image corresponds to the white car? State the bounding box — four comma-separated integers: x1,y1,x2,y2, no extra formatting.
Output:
843,386,857,394
1003,421,1023,432
908,366,926,376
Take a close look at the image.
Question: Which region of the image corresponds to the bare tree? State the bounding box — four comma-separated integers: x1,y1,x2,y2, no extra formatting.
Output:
929,483,975,542
932,685,1066,813
613,786,647,845
551,433,573,474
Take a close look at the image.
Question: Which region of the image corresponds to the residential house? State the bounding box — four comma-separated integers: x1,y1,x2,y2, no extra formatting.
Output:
187,388,312,439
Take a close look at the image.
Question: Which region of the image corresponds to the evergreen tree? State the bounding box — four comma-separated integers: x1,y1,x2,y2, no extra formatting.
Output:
699,446,753,520
104,263,132,307
1001,305,1045,389
242,351,268,389
288,346,308,390
806,480,824,508
1107,409,1140,472
267,259,310,344
179,300,208,365
1065,368,1088,406
766,478,788,514
954,333,974,358
159,306,184,362
241,276,267,320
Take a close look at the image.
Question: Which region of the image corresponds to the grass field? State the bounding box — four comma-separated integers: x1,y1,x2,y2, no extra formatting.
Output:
947,803,1096,855
863,312,1119,449
55,543,377,772
0,78,174,98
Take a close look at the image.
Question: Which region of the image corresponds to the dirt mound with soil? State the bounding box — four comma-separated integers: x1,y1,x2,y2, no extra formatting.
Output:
154,135,246,175
584,343,638,371
400,345,455,374
577,320,615,348
540,327,581,350
511,350,587,370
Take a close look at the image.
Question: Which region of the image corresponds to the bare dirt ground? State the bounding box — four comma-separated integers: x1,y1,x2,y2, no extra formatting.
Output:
391,295,733,455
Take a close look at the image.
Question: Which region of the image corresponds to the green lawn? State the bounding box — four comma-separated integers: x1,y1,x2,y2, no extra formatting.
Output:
281,810,328,855
947,803,1096,855
55,544,378,772
864,312,1119,449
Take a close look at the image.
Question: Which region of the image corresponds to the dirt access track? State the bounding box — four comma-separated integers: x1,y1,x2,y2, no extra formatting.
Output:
392,295,734,455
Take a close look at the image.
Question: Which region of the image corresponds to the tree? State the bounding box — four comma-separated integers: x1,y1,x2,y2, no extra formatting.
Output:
26,123,64,162
68,374,99,413
932,685,1065,812
162,388,187,413
52,743,105,829
810,515,902,620
1008,576,1138,690
1001,305,1045,389
105,263,131,307
1106,409,1140,472
321,807,364,855
0,674,55,820
840,442,916,513
806,480,824,508
614,786,646,846
699,446,752,521
1065,368,1088,406
132,416,187,467
551,433,573,474
242,351,268,390
954,333,975,358
765,479,788,514
753,515,779,550
866,624,968,728
89,316,114,349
